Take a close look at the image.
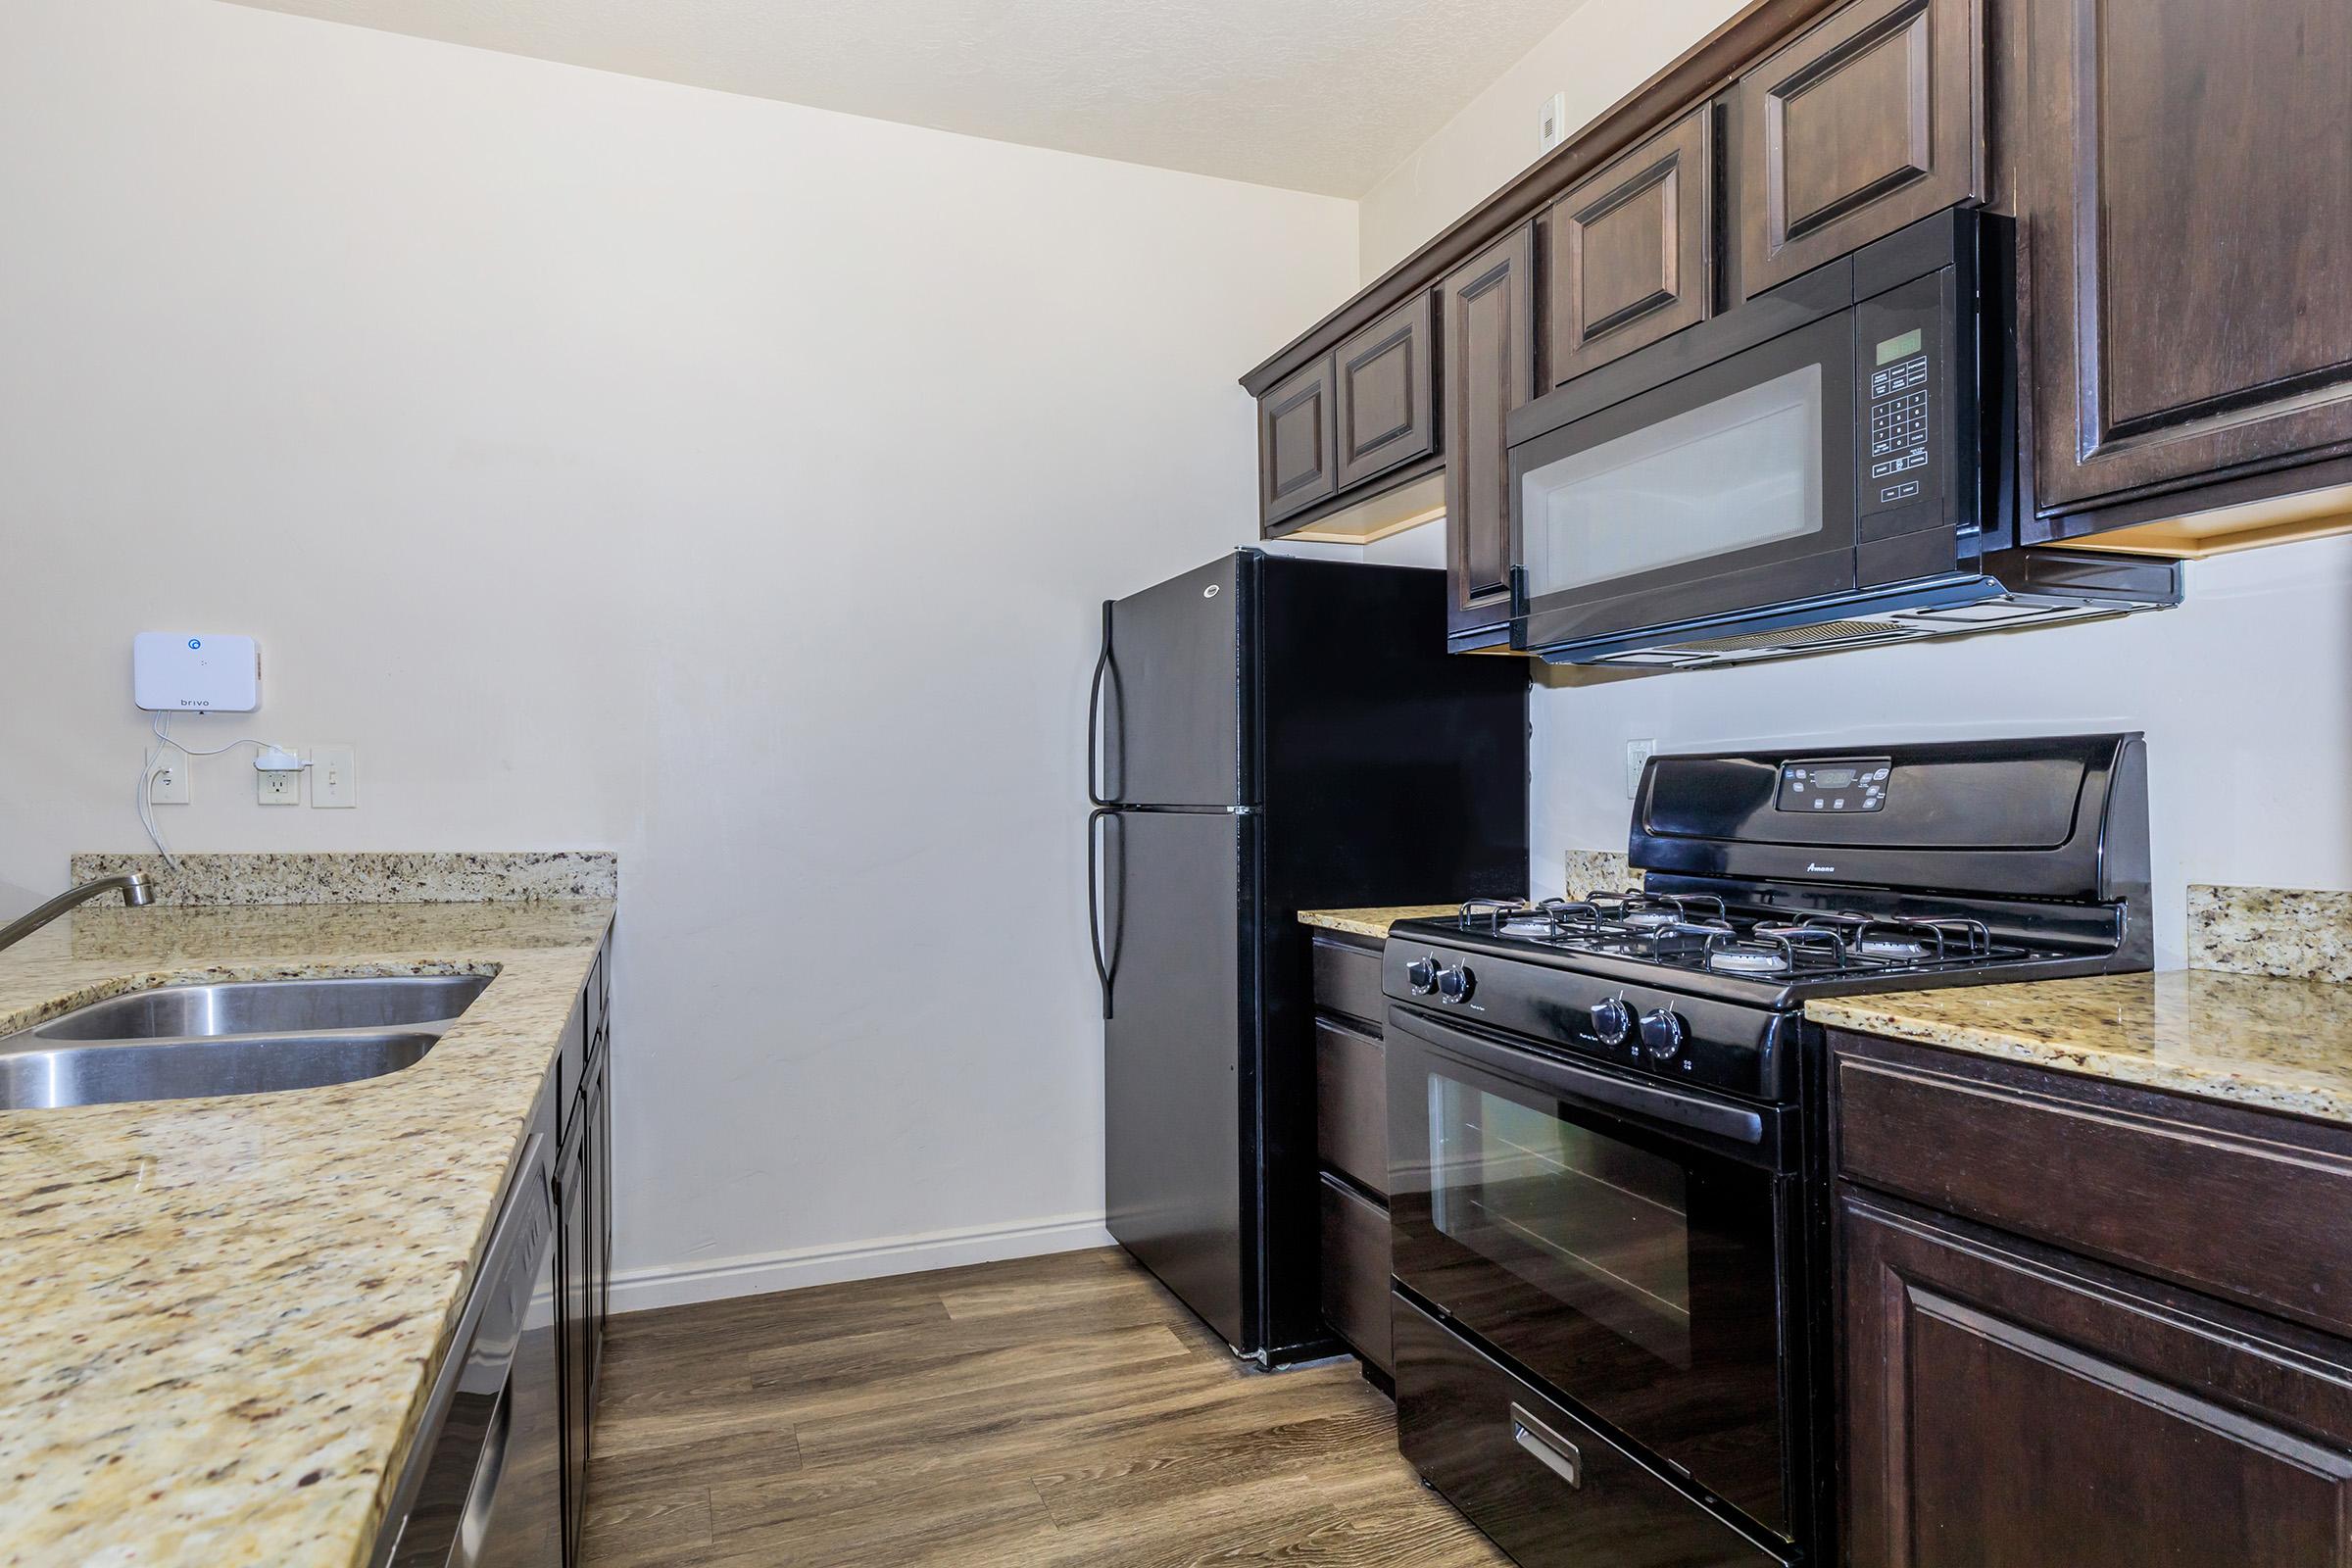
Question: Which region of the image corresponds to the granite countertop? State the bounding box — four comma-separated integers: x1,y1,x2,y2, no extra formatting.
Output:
0,899,612,1568
1298,906,1464,940
1808,969,2352,1125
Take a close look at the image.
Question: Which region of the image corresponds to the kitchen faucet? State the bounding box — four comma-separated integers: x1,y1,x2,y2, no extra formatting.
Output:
0,873,157,956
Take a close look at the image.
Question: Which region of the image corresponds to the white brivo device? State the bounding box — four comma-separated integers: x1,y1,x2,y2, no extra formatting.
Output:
133,633,262,713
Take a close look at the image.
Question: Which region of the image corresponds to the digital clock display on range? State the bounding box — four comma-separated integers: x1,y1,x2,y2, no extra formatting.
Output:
1807,766,1860,790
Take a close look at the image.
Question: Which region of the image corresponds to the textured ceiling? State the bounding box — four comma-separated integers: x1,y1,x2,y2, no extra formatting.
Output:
221,0,1590,195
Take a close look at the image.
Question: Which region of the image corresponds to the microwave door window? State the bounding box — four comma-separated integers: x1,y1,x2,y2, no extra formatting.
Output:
1524,363,1825,597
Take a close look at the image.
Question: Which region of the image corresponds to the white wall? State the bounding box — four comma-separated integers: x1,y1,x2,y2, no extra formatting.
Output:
0,0,1355,1303
1357,0,2352,963
1357,0,1746,278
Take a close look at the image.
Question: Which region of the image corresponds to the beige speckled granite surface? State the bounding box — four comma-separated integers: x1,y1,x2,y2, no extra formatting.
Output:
1298,906,1464,940
1808,969,2352,1125
0,899,612,1567
69,851,617,906
2189,884,2352,982
1563,850,1635,896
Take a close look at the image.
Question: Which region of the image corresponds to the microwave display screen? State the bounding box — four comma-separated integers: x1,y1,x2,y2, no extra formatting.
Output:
1807,766,1859,790
1521,364,1826,596
1876,328,1924,366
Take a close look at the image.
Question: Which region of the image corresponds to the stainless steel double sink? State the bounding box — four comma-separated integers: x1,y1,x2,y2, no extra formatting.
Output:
0,974,491,1110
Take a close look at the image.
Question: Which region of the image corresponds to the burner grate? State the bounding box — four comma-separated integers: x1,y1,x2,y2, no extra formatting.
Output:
1452,898,2044,982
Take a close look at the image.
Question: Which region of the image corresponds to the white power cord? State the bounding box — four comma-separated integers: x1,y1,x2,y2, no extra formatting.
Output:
136,715,309,871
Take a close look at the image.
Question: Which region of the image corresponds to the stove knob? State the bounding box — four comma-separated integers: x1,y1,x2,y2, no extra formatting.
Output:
1435,964,1476,1004
1639,1007,1688,1062
1405,956,1440,996
1590,997,1634,1045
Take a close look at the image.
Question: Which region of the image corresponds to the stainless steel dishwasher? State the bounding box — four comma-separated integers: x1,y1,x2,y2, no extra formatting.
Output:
372,1120,563,1568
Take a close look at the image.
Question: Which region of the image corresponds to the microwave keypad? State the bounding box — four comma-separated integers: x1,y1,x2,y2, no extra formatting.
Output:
1867,354,1931,497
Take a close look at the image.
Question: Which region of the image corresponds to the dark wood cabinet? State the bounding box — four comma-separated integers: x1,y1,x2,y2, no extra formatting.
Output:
1842,1192,2352,1568
1737,0,1983,297
1333,293,1437,490
1439,225,1537,648
1548,108,1715,384
556,929,615,1567
1257,357,1337,525
2022,0,2352,516
1307,927,1395,1380
1836,1029,2352,1567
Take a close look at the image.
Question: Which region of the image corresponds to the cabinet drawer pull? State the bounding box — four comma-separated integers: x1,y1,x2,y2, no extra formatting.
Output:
1510,1403,1582,1488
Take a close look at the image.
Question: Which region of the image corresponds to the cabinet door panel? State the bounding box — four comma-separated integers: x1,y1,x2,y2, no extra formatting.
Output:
1334,294,1437,489
1740,0,1982,296
1549,108,1715,383
1258,357,1337,524
1843,1193,2352,1568
2028,0,2352,509
1440,224,1537,645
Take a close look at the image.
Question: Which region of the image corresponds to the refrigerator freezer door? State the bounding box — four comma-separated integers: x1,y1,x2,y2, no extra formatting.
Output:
1102,807,1258,1351
1100,553,1255,808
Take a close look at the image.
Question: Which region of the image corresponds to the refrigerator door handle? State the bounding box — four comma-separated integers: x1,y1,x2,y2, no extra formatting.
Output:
1088,601,1119,808
1088,806,1120,1019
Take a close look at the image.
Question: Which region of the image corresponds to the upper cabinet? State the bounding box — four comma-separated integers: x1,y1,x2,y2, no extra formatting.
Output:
1546,109,1716,385
1441,225,1539,647
2021,0,2352,517
1737,0,1984,296
1257,357,1336,525
1334,294,1438,490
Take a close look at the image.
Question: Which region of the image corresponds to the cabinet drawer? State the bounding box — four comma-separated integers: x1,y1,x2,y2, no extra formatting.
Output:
556,994,588,1140
1835,1038,2352,1343
1310,934,1385,1028
1548,106,1716,384
1319,1172,1393,1374
1737,0,1983,297
1315,1019,1389,1198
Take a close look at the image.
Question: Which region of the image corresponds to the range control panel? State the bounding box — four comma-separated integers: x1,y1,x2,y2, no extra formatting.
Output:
1776,757,1892,813
1865,325,1932,505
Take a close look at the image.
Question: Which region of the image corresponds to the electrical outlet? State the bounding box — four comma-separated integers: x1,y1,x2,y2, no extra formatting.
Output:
311,745,356,808
1539,91,1568,153
148,757,190,806
258,766,300,806
1626,738,1656,798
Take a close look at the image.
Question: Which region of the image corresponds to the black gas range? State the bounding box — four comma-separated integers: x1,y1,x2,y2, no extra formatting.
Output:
1384,734,2149,1568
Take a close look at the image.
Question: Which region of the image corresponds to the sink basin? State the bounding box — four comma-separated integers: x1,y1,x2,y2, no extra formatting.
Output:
0,973,491,1109
0,1032,438,1109
30,974,490,1042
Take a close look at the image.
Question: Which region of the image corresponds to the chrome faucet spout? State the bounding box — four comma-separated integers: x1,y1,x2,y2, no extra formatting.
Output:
0,873,157,955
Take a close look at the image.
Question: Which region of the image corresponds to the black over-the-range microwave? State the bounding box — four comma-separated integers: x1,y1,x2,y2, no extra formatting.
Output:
1505,207,2181,668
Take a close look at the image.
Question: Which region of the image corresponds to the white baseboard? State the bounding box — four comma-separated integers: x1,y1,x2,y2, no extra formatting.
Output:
608,1210,1115,1315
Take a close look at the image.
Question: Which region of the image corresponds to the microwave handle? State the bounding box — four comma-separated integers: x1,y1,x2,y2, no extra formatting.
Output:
1388,1006,1773,1154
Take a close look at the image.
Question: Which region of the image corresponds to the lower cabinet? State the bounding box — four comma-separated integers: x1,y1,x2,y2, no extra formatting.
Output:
1834,1029,2352,1568
1308,929,1395,1379
556,933,615,1565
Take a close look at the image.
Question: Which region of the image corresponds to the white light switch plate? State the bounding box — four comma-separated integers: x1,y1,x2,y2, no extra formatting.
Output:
1539,91,1568,153
311,745,357,808
1626,738,1656,798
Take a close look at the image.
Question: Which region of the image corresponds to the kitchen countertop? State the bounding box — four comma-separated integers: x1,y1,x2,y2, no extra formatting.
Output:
1808,969,2352,1126
0,898,612,1568
1298,906,1465,941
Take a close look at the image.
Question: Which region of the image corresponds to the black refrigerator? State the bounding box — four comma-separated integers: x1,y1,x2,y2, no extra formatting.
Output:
1089,550,1527,1364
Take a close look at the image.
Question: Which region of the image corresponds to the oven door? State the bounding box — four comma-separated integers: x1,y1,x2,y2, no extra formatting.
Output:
1512,311,1858,652
1388,1004,1802,1541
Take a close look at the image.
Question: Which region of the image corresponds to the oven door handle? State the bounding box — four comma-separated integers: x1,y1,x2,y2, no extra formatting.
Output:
1389,1006,1774,1154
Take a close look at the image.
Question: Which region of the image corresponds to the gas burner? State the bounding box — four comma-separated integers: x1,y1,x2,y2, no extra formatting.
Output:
1706,945,1790,975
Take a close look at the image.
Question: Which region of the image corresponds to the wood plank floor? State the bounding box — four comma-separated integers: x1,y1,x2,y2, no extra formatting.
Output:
580,1246,1510,1566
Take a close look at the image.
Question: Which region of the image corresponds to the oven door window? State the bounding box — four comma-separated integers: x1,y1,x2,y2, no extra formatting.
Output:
1395,1031,1796,1539
1512,311,1858,649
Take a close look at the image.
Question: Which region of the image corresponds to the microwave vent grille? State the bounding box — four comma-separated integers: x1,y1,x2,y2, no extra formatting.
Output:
1665,618,1909,656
